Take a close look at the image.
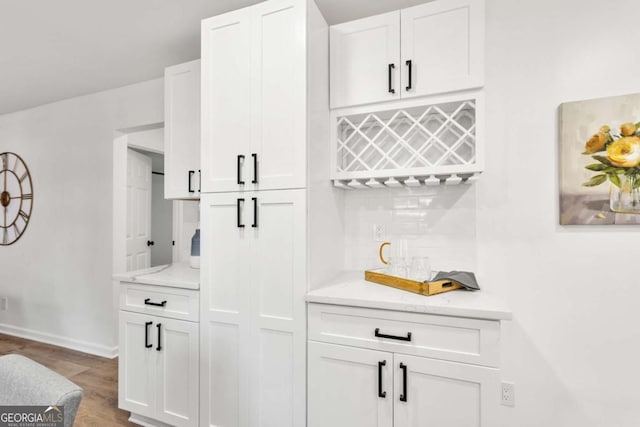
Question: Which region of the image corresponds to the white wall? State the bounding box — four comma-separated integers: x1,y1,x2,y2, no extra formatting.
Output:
481,0,640,425
342,0,640,424
0,78,163,357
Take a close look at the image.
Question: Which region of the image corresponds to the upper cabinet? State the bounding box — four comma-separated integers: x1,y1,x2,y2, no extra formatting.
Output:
201,0,307,193
330,11,400,109
330,0,485,109
164,59,201,199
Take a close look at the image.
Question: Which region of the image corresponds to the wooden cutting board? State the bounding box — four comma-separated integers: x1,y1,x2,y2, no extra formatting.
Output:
364,269,463,296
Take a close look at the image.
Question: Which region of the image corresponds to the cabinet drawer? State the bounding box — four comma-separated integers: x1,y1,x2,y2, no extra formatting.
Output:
120,283,199,322
308,303,499,367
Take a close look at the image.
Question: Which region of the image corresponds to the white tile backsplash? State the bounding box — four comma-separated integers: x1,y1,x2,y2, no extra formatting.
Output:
343,185,477,274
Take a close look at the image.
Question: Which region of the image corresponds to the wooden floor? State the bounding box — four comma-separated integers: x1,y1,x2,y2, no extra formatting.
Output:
0,333,136,427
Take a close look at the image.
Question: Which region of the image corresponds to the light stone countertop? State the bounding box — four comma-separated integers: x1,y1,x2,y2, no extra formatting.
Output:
113,262,200,290
306,272,511,321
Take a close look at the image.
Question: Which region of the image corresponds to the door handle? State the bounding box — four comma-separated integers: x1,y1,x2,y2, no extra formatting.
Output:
251,197,258,228
156,323,162,351
405,60,413,91
388,64,395,94
144,321,153,348
237,198,245,228
374,328,412,342
399,362,407,402
251,153,258,184
378,360,387,398
188,170,195,193
237,155,245,185
147,240,155,247
144,298,167,307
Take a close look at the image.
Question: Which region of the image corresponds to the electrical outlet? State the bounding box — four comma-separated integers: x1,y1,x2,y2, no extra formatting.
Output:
501,381,515,407
372,224,385,242
0,297,7,311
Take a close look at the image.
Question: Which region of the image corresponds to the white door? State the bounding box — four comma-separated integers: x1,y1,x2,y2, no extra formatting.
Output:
248,188,306,427
393,354,499,427
200,192,252,427
164,59,201,199
401,0,484,98
201,8,252,193
155,318,199,427
250,0,307,191
126,149,152,271
330,11,400,109
118,311,156,418
308,341,393,427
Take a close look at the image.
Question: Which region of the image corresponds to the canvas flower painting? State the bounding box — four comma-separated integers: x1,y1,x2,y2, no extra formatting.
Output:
559,93,640,225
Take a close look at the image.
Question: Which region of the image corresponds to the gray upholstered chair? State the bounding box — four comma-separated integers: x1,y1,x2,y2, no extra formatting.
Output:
0,354,83,427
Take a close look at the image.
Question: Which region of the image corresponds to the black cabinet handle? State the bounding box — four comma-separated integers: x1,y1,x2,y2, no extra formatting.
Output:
156,323,162,351
388,64,395,94
405,60,413,91
251,197,258,228
399,362,407,402
188,170,195,193
147,240,155,247
144,321,153,348
378,360,387,398
198,169,201,193
374,328,412,342
237,155,245,185
237,198,245,228
251,153,258,184
144,298,167,307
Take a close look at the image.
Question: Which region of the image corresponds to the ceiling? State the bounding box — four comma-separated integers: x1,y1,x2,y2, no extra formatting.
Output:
0,0,430,115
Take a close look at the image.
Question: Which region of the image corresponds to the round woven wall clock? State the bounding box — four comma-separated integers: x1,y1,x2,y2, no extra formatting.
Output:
0,152,33,245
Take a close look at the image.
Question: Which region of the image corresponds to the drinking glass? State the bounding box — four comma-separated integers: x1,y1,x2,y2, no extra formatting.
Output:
409,256,431,282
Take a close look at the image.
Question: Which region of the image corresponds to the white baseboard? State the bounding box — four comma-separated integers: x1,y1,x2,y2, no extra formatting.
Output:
0,323,118,359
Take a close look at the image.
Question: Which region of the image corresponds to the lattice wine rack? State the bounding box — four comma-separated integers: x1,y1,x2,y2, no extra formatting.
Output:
330,96,483,188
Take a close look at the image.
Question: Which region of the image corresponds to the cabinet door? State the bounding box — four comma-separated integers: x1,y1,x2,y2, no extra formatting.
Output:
118,311,156,418
200,193,252,427
250,0,307,190
164,60,201,199
401,0,484,98
248,189,306,427
201,9,252,193
155,318,199,427
330,11,400,109
393,354,499,427
308,341,393,427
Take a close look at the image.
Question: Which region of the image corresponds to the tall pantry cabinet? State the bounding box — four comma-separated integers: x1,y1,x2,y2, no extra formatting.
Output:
200,1,342,426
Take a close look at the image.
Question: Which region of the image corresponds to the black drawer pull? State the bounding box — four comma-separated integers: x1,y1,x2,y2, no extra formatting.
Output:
237,154,245,185
405,60,413,91
156,323,162,351
198,169,201,193
237,198,245,228
251,197,258,228
188,170,195,193
251,153,258,184
144,298,167,307
388,63,395,94
378,360,387,398
374,328,412,342
399,362,408,402
144,321,153,348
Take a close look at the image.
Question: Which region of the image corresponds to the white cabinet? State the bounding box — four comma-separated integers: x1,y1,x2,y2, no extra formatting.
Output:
329,11,400,109
164,59,201,199
199,0,337,426
118,286,199,427
200,189,307,427
308,303,500,427
330,0,484,109
308,342,393,427
201,0,307,193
